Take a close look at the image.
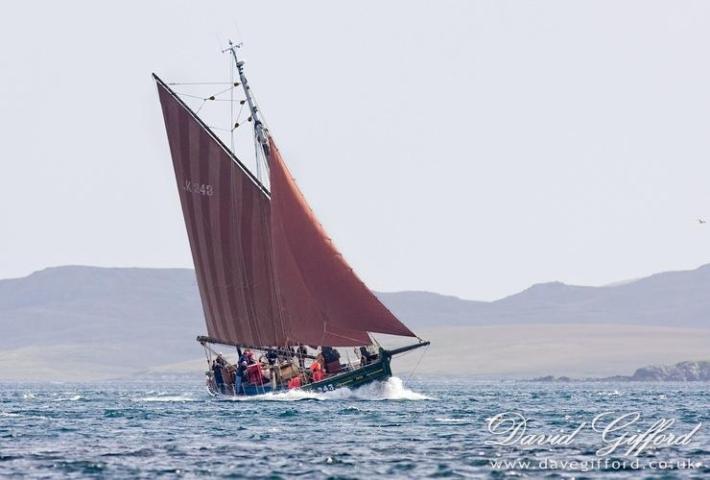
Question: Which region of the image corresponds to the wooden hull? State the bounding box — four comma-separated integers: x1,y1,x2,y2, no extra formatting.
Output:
208,352,394,397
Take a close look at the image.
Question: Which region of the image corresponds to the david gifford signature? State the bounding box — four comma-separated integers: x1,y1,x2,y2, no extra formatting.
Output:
486,411,702,457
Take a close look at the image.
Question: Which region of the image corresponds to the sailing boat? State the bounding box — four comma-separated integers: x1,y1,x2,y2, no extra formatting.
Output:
153,43,428,396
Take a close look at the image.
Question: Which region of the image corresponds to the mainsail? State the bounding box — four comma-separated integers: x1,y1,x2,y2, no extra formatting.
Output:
155,74,416,347
156,78,284,347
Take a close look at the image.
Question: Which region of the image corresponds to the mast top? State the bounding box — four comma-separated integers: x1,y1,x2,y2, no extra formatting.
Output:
224,40,269,151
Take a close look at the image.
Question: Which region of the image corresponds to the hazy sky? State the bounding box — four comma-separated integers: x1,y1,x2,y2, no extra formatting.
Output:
1,1,709,300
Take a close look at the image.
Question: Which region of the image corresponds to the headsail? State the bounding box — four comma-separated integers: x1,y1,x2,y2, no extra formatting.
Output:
268,139,416,345
155,73,417,347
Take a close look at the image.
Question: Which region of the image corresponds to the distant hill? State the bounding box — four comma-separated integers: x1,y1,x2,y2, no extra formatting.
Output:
631,360,710,381
0,265,708,380
379,264,710,328
531,360,710,382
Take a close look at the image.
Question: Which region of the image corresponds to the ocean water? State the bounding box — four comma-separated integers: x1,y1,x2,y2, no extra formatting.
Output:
0,378,707,479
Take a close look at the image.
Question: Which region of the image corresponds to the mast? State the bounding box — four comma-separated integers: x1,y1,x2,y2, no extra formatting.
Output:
224,41,270,156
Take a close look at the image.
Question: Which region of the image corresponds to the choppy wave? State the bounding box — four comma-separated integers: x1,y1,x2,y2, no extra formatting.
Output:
52,394,83,402
434,417,468,423
596,389,621,396
131,394,197,403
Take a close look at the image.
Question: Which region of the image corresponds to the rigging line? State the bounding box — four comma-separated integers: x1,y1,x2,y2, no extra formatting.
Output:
254,133,262,181
210,84,239,98
231,102,246,131
174,92,207,100
207,125,232,132
203,344,211,370
248,89,272,133
204,98,246,103
322,327,372,345
255,129,269,179
175,91,243,103
168,81,234,85
405,343,429,383
230,55,235,152
198,84,241,103
194,99,207,115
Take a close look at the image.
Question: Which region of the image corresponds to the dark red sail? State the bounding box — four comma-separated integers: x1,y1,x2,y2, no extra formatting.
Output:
156,77,287,346
268,139,416,344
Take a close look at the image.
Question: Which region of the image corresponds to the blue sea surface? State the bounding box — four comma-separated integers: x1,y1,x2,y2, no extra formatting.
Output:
0,378,707,478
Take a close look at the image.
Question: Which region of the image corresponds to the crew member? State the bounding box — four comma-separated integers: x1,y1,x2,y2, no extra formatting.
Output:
212,359,224,393
235,359,247,395
322,346,341,373
287,375,302,390
296,344,308,370
359,346,378,366
310,359,325,382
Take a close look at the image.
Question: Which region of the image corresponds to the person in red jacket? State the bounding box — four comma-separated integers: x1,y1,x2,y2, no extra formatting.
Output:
288,375,302,390
310,360,325,382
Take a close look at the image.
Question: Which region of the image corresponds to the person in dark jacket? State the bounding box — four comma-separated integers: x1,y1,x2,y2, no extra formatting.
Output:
322,346,340,363
296,344,308,370
265,348,278,366
235,360,247,395
359,346,378,366
321,346,341,373
212,360,224,393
